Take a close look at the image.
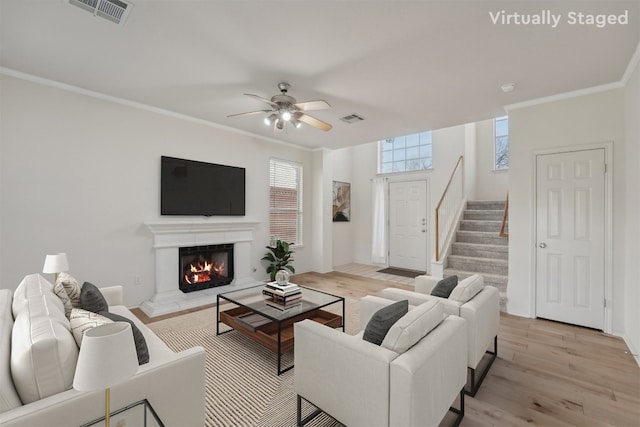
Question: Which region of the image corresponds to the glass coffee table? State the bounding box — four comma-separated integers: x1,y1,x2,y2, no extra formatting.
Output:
217,284,344,375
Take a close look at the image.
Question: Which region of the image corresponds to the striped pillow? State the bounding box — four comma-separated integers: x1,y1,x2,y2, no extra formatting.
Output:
69,308,113,346
53,281,73,318
57,272,82,308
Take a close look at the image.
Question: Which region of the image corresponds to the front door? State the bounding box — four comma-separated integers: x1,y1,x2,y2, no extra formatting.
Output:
535,149,605,330
388,180,428,272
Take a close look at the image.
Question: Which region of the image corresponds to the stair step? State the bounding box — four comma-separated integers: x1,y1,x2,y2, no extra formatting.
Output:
446,200,509,309
444,269,508,292
466,200,506,211
451,242,508,260
459,220,502,232
463,210,504,221
447,255,508,276
456,231,508,246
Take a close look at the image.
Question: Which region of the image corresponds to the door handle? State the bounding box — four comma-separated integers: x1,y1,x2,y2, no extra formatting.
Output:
538,242,547,248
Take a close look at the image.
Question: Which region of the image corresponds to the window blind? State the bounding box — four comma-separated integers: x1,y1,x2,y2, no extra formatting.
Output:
269,159,303,245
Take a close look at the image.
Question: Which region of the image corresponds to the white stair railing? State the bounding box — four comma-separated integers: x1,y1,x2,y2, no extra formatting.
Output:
435,156,465,262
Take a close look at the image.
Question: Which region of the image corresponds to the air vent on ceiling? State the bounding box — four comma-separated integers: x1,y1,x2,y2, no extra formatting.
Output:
66,0,134,26
340,114,365,124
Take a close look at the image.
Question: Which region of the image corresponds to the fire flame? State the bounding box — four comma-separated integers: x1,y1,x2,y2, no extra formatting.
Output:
184,260,225,284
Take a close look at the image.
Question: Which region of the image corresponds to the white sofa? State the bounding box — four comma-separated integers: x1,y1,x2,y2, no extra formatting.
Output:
295,295,467,427
0,273,206,427
380,274,499,396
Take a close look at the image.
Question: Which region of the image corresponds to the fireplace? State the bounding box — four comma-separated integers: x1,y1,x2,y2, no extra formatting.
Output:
179,244,234,293
142,219,259,317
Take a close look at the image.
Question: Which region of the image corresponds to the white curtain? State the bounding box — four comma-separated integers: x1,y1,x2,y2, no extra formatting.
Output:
371,177,386,264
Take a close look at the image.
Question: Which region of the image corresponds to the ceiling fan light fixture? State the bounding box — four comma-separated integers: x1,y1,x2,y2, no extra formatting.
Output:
280,110,292,121
264,113,277,126
228,83,332,133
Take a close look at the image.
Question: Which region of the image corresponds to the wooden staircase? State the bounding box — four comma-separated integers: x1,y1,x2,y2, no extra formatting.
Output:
444,200,508,309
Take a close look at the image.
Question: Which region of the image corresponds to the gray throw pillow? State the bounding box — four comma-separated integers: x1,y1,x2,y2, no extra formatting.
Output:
80,282,109,313
362,300,409,346
99,311,150,365
430,275,458,298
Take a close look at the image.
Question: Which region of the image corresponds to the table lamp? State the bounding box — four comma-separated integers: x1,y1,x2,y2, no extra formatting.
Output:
42,253,69,282
73,322,139,427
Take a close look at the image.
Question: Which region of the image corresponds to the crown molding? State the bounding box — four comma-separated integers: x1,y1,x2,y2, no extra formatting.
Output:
0,67,312,152
505,41,640,113
504,81,624,113
622,41,640,85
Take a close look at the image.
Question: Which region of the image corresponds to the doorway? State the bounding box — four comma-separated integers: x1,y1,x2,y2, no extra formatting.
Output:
535,148,606,330
388,180,428,272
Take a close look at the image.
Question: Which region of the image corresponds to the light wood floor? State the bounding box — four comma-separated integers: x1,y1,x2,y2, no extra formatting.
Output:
132,269,640,426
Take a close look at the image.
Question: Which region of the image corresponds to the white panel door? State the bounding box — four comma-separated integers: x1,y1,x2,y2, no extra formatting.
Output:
536,149,605,330
388,180,428,272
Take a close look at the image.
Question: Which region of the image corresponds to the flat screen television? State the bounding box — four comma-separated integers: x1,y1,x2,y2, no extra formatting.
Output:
161,156,245,216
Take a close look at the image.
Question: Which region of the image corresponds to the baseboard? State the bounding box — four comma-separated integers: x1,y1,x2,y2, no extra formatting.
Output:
620,333,640,368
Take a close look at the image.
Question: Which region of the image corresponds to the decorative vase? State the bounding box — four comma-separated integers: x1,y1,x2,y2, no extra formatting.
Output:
275,269,290,286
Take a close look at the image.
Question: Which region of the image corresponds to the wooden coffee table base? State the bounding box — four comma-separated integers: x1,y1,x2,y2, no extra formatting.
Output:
218,307,343,374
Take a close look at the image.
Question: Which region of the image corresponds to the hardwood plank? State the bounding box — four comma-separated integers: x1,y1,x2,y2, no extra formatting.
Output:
130,267,640,427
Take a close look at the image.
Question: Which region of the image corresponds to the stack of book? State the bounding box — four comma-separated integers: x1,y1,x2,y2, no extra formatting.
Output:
263,281,302,308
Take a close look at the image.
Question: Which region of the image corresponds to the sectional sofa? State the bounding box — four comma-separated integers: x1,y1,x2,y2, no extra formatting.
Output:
0,273,206,427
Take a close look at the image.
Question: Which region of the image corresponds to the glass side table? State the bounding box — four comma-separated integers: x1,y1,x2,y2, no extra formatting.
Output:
81,399,164,427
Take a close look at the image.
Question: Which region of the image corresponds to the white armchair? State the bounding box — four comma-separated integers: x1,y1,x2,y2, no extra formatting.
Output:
294,296,467,427
380,274,499,396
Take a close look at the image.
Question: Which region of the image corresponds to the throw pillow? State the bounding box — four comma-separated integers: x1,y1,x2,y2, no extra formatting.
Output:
430,275,458,298
57,272,82,308
449,274,484,303
69,308,113,346
99,311,150,365
362,300,409,346
381,299,444,353
53,281,73,318
80,282,109,313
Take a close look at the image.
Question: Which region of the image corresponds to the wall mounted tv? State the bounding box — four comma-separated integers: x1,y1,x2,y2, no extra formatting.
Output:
161,156,245,216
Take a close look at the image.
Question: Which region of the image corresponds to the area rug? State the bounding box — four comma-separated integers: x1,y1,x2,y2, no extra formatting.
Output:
377,267,425,278
148,299,359,426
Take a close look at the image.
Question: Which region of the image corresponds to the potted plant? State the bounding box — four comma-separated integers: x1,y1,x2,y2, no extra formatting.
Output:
262,240,295,281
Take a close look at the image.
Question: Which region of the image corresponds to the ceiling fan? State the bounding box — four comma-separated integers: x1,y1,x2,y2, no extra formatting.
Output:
227,82,332,132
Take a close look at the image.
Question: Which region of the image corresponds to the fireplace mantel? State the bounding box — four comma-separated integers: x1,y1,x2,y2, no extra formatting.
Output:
141,218,261,317
144,219,260,248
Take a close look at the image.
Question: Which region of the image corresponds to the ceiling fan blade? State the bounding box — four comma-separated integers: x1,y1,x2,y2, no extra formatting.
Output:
294,100,331,111
297,113,332,131
226,110,272,118
244,93,279,108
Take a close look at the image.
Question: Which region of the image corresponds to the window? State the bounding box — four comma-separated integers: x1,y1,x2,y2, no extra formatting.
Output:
494,116,509,170
269,159,303,245
379,131,432,174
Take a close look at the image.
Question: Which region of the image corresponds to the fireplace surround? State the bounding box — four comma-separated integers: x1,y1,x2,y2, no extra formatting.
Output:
141,219,260,317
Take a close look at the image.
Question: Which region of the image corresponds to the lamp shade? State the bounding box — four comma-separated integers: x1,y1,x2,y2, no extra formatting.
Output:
42,253,69,274
73,322,139,392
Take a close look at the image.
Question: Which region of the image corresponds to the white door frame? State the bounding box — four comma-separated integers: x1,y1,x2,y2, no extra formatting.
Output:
529,142,613,333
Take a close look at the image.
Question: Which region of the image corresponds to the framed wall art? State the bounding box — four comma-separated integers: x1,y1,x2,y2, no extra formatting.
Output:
332,181,351,222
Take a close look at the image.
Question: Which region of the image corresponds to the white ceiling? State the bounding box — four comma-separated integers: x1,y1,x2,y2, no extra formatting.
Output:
1,0,638,150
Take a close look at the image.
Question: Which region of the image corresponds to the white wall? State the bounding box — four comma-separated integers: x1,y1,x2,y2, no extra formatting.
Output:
331,147,354,266
474,119,509,201
345,124,468,272
0,75,316,306
506,88,626,335
624,60,640,360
